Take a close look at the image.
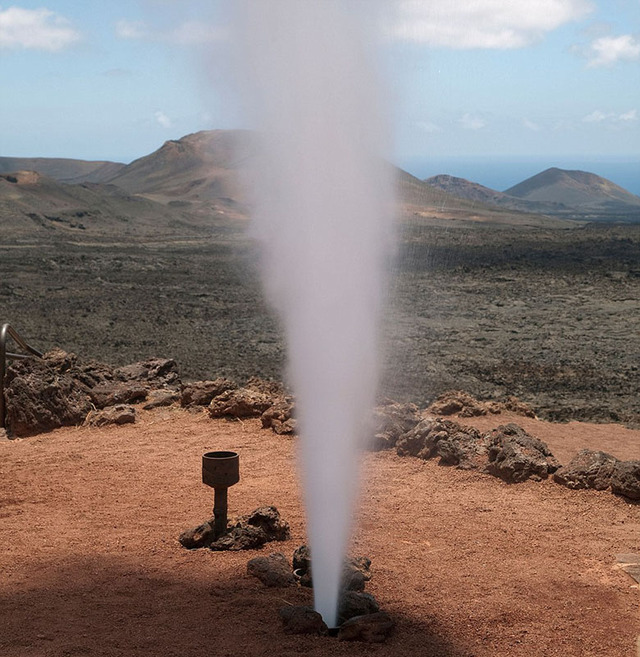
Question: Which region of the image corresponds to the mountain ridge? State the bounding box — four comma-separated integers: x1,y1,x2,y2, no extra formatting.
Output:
3,131,638,233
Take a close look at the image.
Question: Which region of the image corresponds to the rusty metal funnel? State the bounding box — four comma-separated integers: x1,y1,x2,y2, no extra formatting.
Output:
202,451,240,539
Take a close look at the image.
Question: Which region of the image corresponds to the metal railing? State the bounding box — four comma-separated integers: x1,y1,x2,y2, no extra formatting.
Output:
1,323,43,429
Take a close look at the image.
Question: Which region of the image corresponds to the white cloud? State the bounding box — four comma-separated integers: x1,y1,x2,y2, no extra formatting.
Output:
523,118,541,131
0,7,80,51
583,109,638,125
115,18,222,45
583,110,611,123
154,111,172,128
391,0,593,49
619,109,638,121
459,113,486,130
586,34,640,67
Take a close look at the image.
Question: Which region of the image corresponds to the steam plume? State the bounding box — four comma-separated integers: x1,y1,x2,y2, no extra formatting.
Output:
234,0,394,626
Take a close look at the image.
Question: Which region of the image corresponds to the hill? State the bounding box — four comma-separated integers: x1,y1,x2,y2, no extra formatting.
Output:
0,170,207,241
400,169,571,227
0,156,124,184
424,174,566,215
104,130,253,218
107,130,570,228
1,131,583,231
505,167,640,214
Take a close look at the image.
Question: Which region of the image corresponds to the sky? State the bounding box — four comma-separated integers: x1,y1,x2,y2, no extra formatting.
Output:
1,1,639,191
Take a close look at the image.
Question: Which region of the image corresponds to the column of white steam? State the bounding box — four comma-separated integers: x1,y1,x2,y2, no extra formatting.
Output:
234,0,393,627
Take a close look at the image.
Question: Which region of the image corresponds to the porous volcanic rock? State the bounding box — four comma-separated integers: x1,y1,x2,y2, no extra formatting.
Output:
279,606,328,635
247,552,296,588
292,544,311,574
610,460,640,500
3,352,94,437
395,417,438,459
553,449,619,490
178,519,215,549
43,349,115,389
338,591,380,625
142,388,180,410
244,377,287,396
89,381,148,409
116,358,180,389
261,397,296,435
291,546,372,591
487,423,560,482
208,388,273,419
209,525,267,551
396,417,490,470
429,390,499,417
370,401,422,450
434,424,490,470
180,379,237,407
2,349,182,437
181,506,290,552
338,612,395,643
238,506,291,542
428,390,536,419
85,404,136,427
342,556,372,592
503,396,536,418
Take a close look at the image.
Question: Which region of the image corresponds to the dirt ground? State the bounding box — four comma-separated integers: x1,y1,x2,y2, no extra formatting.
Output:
1,407,638,657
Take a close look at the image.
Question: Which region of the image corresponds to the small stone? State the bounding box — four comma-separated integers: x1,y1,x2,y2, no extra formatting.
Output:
396,418,437,458
116,358,180,388
89,382,147,409
396,418,490,471
503,396,536,418
209,525,267,551
342,569,366,592
143,389,180,410
261,397,296,435
430,390,487,417
208,388,273,419
279,606,328,635
180,379,237,407
610,460,640,500
85,404,136,427
179,520,215,549
553,449,618,490
486,423,560,483
342,556,372,591
338,612,395,643
247,553,296,587
241,506,290,541
292,545,311,574
338,591,379,625
370,401,421,451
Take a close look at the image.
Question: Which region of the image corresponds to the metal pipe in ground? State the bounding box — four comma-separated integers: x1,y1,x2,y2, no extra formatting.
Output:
202,451,240,538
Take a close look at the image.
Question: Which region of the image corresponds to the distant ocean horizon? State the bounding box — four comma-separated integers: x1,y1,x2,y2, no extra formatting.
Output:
401,156,640,197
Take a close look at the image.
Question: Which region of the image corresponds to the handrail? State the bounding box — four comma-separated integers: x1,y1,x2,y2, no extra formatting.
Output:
1,323,43,429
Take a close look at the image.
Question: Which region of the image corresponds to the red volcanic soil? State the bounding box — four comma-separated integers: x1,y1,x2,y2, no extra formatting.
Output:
1,408,639,657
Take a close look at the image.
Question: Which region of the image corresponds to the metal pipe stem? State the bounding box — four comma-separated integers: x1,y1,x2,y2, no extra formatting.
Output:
213,486,229,538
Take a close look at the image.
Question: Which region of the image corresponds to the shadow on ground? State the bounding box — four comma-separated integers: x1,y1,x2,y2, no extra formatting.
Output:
0,555,470,657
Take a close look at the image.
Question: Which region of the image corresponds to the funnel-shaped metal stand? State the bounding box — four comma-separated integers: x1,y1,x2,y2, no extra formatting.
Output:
202,451,240,539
